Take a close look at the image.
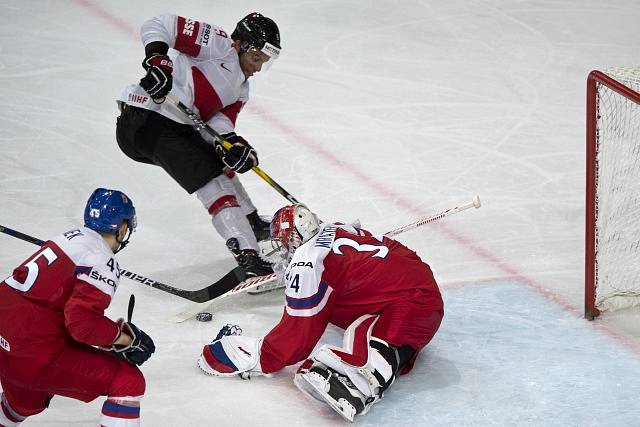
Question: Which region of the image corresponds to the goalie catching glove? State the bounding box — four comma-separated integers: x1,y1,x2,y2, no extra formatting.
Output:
104,320,156,366
216,133,258,174
197,324,267,379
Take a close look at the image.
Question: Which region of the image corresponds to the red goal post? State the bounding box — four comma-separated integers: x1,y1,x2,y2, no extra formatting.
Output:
585,68,640,319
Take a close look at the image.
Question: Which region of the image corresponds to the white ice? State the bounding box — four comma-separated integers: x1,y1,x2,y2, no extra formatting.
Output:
1,0,640,425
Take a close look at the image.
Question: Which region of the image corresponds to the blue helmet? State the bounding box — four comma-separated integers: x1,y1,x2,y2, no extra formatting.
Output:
84,188,137,234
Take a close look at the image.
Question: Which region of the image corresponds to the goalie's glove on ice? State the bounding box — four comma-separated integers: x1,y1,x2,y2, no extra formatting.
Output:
198,324,267,379
217,132,258,174
139,53,173,102
107,320,156,366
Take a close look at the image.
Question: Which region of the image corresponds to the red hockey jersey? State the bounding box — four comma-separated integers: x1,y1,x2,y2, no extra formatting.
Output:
0,227,121,359
260,223,443,373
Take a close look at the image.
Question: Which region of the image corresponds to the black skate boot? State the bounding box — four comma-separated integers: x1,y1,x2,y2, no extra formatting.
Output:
246,211,272,242
226,238,273,278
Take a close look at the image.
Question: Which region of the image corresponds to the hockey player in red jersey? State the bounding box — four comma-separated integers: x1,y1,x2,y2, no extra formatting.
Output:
0,189,155,427
198,204,444,422
116,12,281,278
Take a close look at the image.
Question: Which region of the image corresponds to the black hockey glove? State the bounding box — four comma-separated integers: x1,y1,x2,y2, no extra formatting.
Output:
113,321,156,366
139,53,173,102
216,133,258,174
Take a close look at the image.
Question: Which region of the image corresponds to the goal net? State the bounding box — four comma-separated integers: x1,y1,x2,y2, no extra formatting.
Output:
585,67,640,319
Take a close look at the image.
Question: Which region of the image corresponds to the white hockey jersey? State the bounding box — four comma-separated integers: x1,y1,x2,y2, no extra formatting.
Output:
118,14,249,136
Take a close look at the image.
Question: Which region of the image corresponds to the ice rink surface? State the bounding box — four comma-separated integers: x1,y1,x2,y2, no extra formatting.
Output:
1,0,640,425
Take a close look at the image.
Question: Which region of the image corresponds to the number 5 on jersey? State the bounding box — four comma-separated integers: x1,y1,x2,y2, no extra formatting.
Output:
4,247,58,292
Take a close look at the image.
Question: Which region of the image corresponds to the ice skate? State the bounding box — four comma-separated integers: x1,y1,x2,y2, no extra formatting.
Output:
226,238,273,278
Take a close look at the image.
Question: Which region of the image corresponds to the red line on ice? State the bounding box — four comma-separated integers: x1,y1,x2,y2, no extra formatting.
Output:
74,1,640,357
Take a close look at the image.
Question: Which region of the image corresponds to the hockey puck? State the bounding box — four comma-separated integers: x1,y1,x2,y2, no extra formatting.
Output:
196,312,213,322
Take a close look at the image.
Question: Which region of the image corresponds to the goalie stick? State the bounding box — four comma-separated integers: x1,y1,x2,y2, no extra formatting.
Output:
169,196,483,322
0,225,251,303
167,273,279,323
384,195,481,237
2,196,482,320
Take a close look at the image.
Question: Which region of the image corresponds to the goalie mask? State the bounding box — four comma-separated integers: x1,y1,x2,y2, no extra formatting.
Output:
270,204,321,257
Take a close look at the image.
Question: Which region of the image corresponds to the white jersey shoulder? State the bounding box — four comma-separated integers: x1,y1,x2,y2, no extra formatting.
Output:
119,13,248,136
141,14,231,61
51,227,120,298
283,224,338,317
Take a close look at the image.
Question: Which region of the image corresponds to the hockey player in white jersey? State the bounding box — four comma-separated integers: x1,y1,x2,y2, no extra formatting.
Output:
116,13,281,278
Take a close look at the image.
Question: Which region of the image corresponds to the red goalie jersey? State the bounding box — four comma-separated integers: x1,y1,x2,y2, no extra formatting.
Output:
259,223,444,374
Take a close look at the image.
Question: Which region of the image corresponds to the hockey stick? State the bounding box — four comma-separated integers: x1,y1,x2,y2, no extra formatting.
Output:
167,273,279,323
165,94,300,204
384,195,481,237
0,225,45,246
169,195,483,322
0,224,249,303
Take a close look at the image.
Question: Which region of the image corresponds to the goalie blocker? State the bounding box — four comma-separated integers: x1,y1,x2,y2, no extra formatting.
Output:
197,204,444,422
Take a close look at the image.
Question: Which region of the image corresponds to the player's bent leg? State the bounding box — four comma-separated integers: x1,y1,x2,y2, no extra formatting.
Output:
196,174,259,249
196,175,273,277
100,360,146,427
224,170,256,216
224,170,272,243
1,358,58,423
372,301,444,373
0,359,142,427
293,314,402,422
31,344,146,426
0,392,29,426
115,104,156,165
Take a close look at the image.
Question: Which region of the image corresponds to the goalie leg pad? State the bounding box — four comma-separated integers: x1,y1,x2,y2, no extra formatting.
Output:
294,361,367,423
294,315,402,421
313,314,398,397
315,314,378,370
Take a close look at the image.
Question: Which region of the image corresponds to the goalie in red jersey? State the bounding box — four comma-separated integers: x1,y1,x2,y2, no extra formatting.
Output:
198,204,444,422
0,189,154,427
